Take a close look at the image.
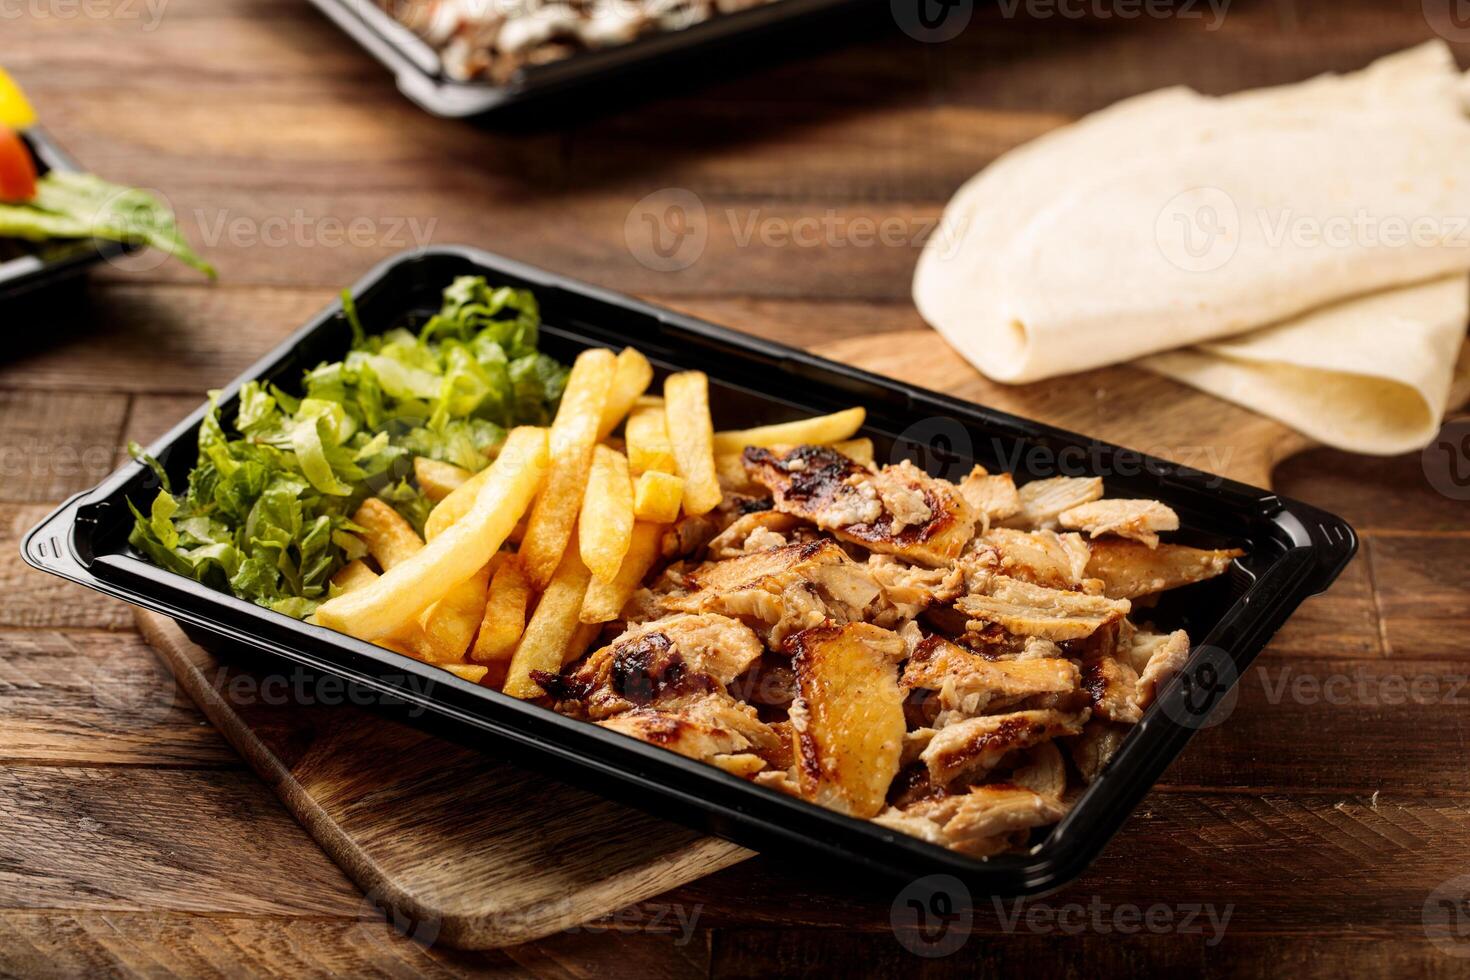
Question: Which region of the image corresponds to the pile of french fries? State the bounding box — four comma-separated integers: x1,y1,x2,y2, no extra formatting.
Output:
310,346,867,698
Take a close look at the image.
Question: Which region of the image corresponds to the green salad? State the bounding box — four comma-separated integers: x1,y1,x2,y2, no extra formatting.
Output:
128,276,569,617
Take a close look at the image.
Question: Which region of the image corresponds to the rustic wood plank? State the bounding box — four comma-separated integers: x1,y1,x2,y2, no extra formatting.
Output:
1262,553,1381,660
669,791,1470,934
708,931,1467,979
0,390,127,503
0,629,235,767
1367,534,1470,661
0,909,707,979
1273,445,1470,534
0,766,362,916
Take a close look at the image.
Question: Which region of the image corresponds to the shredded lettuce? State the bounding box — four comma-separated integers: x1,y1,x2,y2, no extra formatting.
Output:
127,277,568,617
0,171,214,276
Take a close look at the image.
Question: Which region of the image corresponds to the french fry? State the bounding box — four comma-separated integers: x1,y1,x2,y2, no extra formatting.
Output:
443,663,489,684
596,347,655,440
663,371,722,516
832,436,874,467
424,463,494,541
504,533,593,699
633,470,684,523
352,498,423,570
314,426,548,641
414,456,473,503
711,407,865,454
581,521,663,623
519,348,617,590
625,405,676,475
579,445,635,583
330,559,380,594
566,622,602,663
633,394,664,411
405,562,492,663
470,556,532,663
714,453,760,494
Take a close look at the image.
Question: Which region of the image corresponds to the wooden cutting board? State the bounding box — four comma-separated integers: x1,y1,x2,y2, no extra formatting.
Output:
133,332,1310,950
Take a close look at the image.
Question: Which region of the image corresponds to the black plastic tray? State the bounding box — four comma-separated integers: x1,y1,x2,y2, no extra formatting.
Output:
23,245,1356,895
0,128,132,301
305,0,869,117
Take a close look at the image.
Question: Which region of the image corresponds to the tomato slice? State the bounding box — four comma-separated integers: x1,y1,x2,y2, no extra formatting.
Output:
0,125,38,203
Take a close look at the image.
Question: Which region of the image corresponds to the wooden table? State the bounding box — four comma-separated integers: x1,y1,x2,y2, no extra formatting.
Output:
4,0,1470,975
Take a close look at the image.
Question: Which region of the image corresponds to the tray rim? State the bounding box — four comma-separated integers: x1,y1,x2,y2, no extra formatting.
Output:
22,244,1359,895
303,0,872,117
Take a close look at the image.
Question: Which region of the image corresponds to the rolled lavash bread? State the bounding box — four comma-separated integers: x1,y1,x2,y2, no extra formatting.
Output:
913,41,1470,454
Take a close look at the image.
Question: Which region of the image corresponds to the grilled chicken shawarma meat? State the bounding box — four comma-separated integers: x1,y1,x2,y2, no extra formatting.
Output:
1080,656,1143,724
665,539,883,647
743,446,977,566
1060,498,1180,549
958,465,1022,531
598,692,781,778
1127,629,1193,709
787,623,907,818
901,634,1079,719
979,528,1092,591
1065,719,1132,784
1085,539,1242,600
920,708,1088,785
529,431,1239,858
957,575,1131,642
873,785,1068,857
1002,476,1103,530
540,613,764,719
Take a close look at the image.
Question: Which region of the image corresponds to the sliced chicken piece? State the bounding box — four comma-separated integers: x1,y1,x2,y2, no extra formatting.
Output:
788,623,907,818
1129,629,1192,709
982,527,1092,590
706,511,802,559
598,692,780,773
1065,719,1132,784
666,539,883,647
958,465,1022,531
1010,742,1067,800
920,708,1088,785
1060,499,1180,549
1085,539,1242,600
873,785,1067,857
540,613,763,719
956,575,1131,642
901,634,1079,718
866,555,965,626
661,513,720,560
1081,656,1142,724
744,446,977,567
1001,476,1103,530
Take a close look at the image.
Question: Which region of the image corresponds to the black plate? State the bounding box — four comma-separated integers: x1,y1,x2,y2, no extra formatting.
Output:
0,128,133,301
22,245,1356,895
305,0,871,117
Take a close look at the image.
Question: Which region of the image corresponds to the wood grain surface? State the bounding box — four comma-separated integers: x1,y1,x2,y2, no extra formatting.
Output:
4,0,1470,975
